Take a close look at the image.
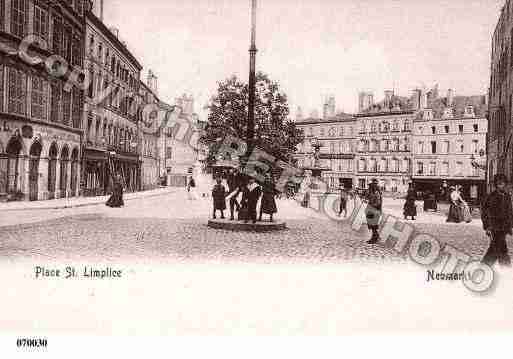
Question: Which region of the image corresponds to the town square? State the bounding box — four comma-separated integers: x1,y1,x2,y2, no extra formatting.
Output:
0,0,512,344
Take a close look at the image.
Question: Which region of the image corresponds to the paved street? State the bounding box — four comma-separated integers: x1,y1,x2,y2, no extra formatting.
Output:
1,190,512,335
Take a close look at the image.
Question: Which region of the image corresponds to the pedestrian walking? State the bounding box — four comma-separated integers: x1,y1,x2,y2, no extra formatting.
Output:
446,186,464,223
481,174,512,266
187,176,198,200
259,174,277,222
338,186,349,218
106,174,124,208
403,183,417,220
211,177,227,219
366,179,383,244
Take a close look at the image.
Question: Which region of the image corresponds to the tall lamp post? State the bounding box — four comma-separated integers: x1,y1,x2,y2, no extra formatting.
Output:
246,0,257,158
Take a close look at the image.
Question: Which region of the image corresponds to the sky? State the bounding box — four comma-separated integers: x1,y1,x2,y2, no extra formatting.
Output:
101,0,504,119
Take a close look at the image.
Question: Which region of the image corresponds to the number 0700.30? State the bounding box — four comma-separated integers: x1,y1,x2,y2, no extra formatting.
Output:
16,338,48,348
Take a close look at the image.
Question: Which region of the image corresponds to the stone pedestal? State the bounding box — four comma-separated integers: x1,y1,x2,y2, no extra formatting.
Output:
207,219,287,232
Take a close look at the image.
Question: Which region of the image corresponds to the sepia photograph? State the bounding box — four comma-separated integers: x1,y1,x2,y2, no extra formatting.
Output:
0,0,511,354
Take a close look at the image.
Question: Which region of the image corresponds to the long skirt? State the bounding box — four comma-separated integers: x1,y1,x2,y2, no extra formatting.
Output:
446,204,463,223
260,193,277,214
106,191,124,208
403,200,417,217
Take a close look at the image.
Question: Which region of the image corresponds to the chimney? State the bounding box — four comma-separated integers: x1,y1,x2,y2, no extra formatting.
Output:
328,96,336,117
411,89,421,110
420,88,427,109
447,89,454,107
110,27,119,38
384,90,394,109
358,91,374,113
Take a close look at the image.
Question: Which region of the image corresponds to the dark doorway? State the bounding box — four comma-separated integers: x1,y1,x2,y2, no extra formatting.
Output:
48,143,58,199
29,142,42,201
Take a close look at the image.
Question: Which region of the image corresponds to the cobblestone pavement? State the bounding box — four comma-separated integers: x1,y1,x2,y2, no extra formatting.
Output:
1,190,512,335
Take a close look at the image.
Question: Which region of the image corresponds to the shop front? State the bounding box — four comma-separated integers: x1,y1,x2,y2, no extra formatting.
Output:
83,148,141,196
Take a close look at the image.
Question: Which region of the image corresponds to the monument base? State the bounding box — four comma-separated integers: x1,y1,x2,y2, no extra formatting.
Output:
207,219,287,232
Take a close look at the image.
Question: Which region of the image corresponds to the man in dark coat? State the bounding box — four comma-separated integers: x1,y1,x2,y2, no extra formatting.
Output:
242,177,262,224
366,179,383,244
481,173,513,266
212,177,227,219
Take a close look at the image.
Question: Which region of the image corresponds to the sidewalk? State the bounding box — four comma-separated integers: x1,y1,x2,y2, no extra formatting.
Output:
0,187,178,212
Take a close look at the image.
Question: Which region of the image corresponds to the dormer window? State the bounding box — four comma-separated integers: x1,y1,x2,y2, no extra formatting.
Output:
464,105,475,118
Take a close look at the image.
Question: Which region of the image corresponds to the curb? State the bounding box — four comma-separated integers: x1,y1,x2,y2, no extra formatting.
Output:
0,189,177,212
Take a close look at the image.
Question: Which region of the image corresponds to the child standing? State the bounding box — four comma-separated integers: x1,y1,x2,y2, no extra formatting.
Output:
212,178,227,219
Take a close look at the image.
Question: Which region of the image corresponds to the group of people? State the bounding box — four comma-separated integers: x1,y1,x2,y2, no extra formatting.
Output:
366,176,512,266
211,170,278,223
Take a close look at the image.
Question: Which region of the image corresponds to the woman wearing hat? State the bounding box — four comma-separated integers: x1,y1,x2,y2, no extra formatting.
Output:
446,185,466,223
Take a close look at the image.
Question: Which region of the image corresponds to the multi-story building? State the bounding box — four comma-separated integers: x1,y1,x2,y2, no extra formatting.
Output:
295,108,357,191
139,76,160,190
489,1,513,190
82,6,142,196
355,91,415,192
412,92,488,199
164,94,203,187
0,0,87,201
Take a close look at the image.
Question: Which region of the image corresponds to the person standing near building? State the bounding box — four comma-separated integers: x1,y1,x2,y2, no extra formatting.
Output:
187,176,198,200
366,179,383,244
106,174,124,208
211,177,227,219
403,183,417,220
481,174,513,266
338,185,349,218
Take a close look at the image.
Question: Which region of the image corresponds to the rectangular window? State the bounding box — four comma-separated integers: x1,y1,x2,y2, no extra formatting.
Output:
456,162,463,176
444,140,450,153
50,82,62,123
63,26,72,62
444,125,449,133
457,140,464,153
11,0,27,38
72,35,82,67
0,66,4,112
52,17,62,55
62,90,71,126
429,162,436,176
87,70,94,98
431,126,436,134
473,124,478,133
458,124,464,133
31,76,47,120
472,140,479,154
8,67,27,116
442,162,449,176
417,162,424,175
34,4,48,41
431,141,436,154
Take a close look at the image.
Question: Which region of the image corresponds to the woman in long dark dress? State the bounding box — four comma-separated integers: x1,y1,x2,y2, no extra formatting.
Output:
446,186,464,223
403,184,417,220
259,175,277,222
106,174,124,208
242,178,262,224
366,179,383,244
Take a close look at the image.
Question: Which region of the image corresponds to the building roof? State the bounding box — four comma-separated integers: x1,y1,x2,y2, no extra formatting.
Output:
296,112,355,125
86,11,143,71
425,95,487,119
359,95,413,115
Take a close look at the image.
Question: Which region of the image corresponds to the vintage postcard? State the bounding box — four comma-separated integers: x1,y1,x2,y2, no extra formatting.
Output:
0,0,511,354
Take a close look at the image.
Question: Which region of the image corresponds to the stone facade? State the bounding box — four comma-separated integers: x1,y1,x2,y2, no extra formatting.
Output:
82,9,142,196
0,0,87,201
